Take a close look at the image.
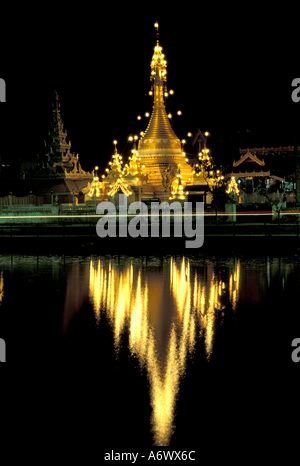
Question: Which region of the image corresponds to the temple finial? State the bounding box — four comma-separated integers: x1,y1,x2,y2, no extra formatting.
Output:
113,139,118,154
154,22,159,43
150,31,167,84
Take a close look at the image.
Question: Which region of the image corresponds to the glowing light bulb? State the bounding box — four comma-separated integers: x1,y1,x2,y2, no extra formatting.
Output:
177,110,182,116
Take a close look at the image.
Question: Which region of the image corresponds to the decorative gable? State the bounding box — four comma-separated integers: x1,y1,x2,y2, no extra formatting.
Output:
233,151,265,167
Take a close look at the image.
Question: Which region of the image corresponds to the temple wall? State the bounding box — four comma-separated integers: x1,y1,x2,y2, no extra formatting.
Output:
138,148,194,198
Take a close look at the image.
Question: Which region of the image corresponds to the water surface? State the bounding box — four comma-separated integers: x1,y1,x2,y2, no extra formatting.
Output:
0,253,299,449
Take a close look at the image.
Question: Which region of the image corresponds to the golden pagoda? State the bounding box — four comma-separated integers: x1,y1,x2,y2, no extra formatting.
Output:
138,23,194,200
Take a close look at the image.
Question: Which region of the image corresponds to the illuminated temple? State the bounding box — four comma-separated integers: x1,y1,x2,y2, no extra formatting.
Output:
2,23,230,208
1,24,297,210
84,24,206,205
137,29,194,199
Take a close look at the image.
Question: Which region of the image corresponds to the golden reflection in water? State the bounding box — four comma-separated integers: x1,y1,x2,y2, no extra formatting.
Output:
192,259,240,359
89,256,240,446
230,260,240,310
0,272,4,304
89,259,149,357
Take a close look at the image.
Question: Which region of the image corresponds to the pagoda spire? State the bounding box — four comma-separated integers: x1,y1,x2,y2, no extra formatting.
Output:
41,90,90,178
49,91,72,160
42,90,73,173
139,24,181,147
136,23,194,200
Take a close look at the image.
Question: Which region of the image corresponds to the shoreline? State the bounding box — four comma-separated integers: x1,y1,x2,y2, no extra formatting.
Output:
0,222,299,255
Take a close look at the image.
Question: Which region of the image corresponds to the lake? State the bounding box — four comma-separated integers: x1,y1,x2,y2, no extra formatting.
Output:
0,252,299,455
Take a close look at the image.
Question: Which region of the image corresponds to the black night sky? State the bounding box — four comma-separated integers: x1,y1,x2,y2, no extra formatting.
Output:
1,5,300,173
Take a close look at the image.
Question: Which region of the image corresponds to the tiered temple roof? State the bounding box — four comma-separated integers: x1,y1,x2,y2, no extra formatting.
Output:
43,91,92,179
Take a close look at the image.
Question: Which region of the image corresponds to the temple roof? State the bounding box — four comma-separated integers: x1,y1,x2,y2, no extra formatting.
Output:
233,151,265,167
37,178,92,195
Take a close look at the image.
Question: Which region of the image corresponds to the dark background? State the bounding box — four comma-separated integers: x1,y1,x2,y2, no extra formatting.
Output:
1,7,300,460
1,5,300,175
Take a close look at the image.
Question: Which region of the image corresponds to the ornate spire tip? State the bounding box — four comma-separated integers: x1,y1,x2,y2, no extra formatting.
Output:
154,22,159,42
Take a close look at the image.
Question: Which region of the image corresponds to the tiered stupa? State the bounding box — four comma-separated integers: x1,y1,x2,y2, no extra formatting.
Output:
138,24,194,200
36,91,93,204
43,91,91,180
98,24,212,205
85,141,148,204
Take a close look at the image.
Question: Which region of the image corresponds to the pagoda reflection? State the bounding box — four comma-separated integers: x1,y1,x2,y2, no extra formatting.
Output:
89,256,241,446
